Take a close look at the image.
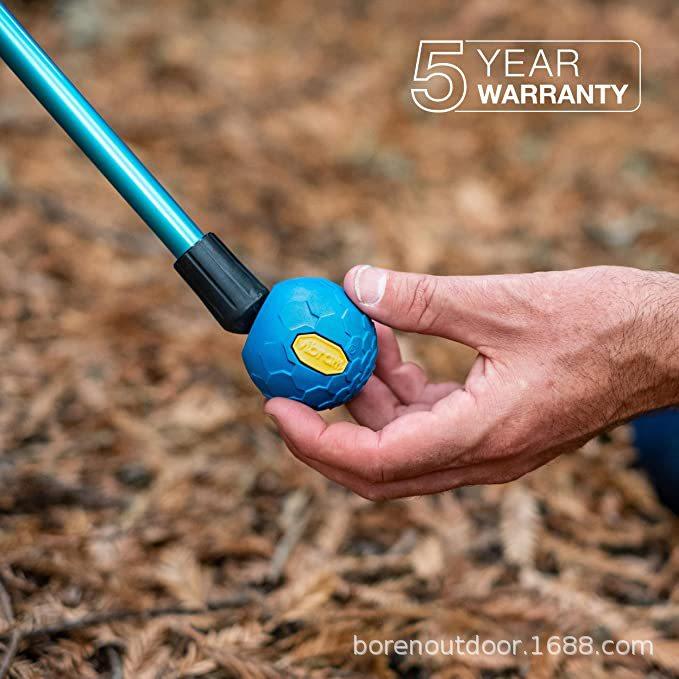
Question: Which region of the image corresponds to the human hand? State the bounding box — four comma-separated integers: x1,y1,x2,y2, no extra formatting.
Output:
265,265,679,500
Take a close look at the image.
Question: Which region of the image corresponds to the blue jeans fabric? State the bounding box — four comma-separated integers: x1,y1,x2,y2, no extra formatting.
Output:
632,409,679,514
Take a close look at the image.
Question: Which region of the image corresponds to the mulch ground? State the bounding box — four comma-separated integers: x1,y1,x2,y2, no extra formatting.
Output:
0,0,678,677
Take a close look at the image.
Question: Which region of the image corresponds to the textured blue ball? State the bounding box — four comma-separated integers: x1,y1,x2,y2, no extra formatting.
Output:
242,278,377,410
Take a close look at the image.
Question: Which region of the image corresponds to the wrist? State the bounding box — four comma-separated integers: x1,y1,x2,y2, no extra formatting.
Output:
622,269,679,415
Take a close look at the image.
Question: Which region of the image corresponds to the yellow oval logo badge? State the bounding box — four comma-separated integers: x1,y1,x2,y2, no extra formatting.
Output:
292,333,348,375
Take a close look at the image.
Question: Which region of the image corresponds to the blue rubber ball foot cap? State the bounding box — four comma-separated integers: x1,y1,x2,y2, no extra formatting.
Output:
242,278,377,410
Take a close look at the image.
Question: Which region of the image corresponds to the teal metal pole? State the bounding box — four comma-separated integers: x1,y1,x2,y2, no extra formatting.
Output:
0,2,203,257
0,2,377,409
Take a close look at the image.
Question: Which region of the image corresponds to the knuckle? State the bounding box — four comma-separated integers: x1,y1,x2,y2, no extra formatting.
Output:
359,447,387,484
494,467,523,485
363,459,386,484
405,275,442,332
358,484,388,502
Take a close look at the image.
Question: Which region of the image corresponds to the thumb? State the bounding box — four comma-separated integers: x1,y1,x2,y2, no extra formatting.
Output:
344,265,490,347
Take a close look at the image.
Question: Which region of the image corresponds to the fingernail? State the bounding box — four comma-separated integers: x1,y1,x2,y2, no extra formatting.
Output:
354,265,386,306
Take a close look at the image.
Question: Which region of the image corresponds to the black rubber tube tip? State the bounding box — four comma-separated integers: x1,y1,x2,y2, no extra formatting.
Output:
174,233,268,334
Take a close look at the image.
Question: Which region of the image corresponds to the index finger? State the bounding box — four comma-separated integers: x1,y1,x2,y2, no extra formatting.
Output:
265,389,479,483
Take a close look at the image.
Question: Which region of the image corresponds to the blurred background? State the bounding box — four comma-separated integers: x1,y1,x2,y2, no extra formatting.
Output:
0,0,677,677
